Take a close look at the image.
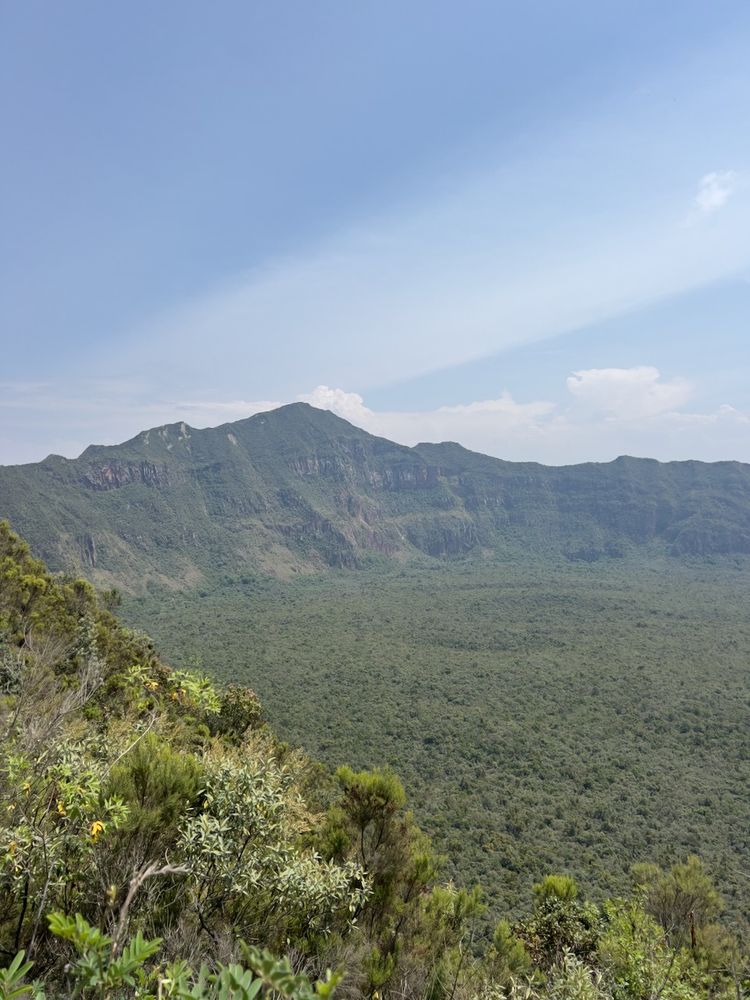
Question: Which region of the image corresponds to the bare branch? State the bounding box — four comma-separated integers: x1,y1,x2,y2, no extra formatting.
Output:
111,862,188,957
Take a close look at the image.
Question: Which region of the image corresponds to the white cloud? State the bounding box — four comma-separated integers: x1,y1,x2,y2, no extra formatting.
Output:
299,385,555,454
565,367,692,419
300,387,371,424
299,371,748,464
694,170,738,214
716,403,750,425
2,370,748,467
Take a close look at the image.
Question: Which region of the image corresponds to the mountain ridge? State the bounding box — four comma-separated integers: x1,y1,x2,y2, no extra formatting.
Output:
1,401,749,592
11,399,749,470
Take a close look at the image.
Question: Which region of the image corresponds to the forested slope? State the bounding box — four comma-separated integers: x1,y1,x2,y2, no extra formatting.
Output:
1,522,748,998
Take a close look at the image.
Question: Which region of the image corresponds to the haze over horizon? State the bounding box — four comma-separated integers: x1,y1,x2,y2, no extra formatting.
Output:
2,1,749,465
4,396,750,471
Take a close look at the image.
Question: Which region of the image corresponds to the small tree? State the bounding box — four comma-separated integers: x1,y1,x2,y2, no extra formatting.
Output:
631,856,722,949
518,875,600,969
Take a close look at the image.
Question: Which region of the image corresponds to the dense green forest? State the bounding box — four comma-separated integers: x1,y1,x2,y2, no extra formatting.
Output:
123,555,750,924
2,522,748,998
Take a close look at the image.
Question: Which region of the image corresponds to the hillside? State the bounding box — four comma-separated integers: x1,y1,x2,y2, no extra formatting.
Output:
1,403,749,592
1,522,748,999
2,405,750,930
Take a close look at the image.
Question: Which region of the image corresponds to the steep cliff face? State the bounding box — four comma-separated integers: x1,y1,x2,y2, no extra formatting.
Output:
1,403,749,591
80,461,172,491
78,532,97,566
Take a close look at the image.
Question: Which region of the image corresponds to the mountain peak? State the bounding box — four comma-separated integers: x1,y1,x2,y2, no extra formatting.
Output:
1,407,749,589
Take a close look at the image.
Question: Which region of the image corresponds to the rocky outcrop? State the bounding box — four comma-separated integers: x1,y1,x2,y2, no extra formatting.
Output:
405,516,479,557
78,533,96,567
81,461,170,491
289,446,443,492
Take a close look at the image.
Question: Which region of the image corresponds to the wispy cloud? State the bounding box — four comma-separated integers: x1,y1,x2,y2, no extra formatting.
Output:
694,170,738,214
565,366,692,419
0,381,51,394
113,90,750,399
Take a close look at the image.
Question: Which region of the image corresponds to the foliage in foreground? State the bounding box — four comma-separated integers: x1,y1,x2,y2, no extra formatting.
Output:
1,521,748,999
0,913,340,998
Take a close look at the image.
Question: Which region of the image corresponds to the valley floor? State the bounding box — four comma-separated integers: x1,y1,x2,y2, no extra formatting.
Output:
123,554,750,923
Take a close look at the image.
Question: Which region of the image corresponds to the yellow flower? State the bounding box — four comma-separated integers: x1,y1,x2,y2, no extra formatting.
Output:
90,820,105,842
57,800,67,816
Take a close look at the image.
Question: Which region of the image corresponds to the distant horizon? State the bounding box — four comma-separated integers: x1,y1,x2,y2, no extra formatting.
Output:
4,397,749,471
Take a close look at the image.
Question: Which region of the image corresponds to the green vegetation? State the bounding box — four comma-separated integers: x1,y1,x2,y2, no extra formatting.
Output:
2,401,750,996
3,405,748,920
1,404,749,595
123,555,750,923
2,522,749,997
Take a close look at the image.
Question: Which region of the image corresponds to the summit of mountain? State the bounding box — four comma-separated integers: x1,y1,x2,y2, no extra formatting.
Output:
1,402,749,592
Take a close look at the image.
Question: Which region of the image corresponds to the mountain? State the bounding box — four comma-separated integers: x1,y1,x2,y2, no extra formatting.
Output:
1,402,749,591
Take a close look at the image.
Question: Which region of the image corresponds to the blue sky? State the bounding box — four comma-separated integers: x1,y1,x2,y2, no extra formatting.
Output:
1,0,749,464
